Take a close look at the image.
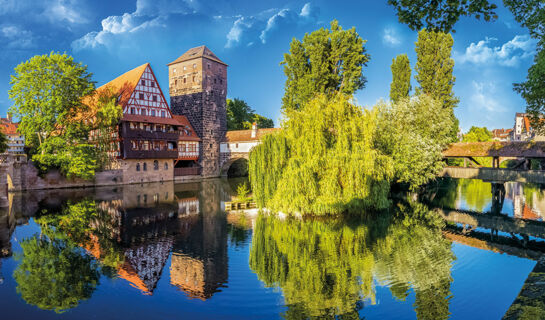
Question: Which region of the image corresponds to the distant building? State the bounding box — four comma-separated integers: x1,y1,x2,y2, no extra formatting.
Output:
511,112,545,141
0,116,24,155
491,128,512,141
220,124,280,154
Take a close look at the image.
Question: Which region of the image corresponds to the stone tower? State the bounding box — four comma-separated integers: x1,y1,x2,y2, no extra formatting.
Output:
168,46,227,177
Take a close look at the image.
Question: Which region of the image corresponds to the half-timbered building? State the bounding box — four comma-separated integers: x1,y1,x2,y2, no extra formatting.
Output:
90,63,200,183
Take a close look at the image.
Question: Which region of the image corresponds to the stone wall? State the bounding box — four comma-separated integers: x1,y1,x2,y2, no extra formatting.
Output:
170,57,227,178
120,159,173,184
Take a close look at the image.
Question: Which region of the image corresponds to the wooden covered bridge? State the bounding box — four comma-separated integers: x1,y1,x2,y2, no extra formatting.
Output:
441,141,545,183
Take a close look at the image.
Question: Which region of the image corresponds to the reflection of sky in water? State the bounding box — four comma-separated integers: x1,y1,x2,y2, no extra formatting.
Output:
0,179,541,319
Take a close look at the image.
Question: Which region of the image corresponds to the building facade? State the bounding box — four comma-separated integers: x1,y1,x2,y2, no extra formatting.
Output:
89,63,200,184
169,46,228,178
0,117,24,155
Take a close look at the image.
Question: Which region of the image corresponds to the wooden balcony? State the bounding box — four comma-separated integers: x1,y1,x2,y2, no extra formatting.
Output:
122,128,180,141
178,151,199,160
123,149,178,159
174,167,201,176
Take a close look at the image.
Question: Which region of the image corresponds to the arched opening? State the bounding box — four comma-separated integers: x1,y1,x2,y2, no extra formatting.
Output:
6,173,13,191
223,158,249,178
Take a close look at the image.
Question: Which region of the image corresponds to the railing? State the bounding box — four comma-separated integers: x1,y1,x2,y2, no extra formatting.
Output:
122,129,180,141
124,149,178,159
174,167,201,176
178,151,199,159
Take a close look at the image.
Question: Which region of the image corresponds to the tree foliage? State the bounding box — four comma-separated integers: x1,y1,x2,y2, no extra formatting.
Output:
515,46,545,134
227,98,274,130
13,235,100,313
387,0,498,32
462,126,493,142
281,20,369,111
390,54,412,103
249,94,394,216
0,130,9,154
504,0,545,38
8,52,102,179
376,95,454,190
415,29,459,141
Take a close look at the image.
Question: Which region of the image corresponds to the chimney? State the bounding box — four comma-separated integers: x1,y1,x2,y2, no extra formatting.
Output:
251,122,257,138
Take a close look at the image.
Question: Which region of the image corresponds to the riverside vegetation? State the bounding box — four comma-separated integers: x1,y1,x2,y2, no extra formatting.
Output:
249,23,458,216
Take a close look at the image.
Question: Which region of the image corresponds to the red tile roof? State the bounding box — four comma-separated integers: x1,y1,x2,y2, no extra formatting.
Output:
172,115,200,141
223,128,280,142
0,122,18,135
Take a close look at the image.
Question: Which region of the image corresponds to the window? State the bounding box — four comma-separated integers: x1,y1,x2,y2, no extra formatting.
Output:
175,79,178,86
141,109,146,116
151,110,156,116
173,68,176,73
164,162,168,170
161,111,165,118
220,79,223,84
236,143,239,148
180,144,186,152
207,63,211,69
143,162,147,171
183,66,187,71
153,160,159,170
130,122,135,129
136,163,140,171
131,107,135,114
141,80,146,86
168,142,174,150
192,76,195,82
131,140,138,150
142,141,149,150
139,93,144,100
214,78,217,84
193,63,196,69
183,78,186,84
152,95,157,102
151,81,155,87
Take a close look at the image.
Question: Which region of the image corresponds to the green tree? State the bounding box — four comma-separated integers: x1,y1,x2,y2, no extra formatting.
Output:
281,20,369,111
0,130,8,154
227,98,254,130
504,0,545,38
515,47,545,134
249,94,394,215
387,0,498,32
13,235,100,313
8,52,94,152
376,95,454,190
8,52,100,179
390,54,412,103
415,29,460,141
463,126,493,142
227,98,274,130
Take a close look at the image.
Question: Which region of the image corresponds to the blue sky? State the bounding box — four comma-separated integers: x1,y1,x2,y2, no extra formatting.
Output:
0,0,538,131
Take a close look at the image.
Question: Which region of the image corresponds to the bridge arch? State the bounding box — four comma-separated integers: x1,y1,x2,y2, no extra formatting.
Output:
221,155,249,178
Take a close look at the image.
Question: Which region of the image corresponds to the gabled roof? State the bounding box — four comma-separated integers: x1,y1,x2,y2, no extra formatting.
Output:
172,115,200,141
168,45,227,66
0,119,18,135
97,63,149,109
223,128,280,142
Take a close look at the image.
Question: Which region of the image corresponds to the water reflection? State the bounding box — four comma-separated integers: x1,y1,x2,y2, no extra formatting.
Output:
0,178,543,318
249,200,454,319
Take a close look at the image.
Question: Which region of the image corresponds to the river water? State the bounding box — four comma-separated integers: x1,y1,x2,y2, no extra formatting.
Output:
0,178,542,319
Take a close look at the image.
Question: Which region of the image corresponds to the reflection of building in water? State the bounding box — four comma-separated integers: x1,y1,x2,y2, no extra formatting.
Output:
170,180,228,300
506,182,545,220
91,182,198,295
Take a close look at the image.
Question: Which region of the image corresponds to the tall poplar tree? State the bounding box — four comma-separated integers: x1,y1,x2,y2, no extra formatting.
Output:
414,29,459,140
281,20,370,111
390,54,412,103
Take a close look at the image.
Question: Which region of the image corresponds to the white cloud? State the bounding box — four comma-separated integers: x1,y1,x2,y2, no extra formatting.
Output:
1,25,34,49
225,16,255,48
457,35,537,67
43,0,88,25
470,81,506,113
225,2,319,48
382,27,401,47
72,0,171,50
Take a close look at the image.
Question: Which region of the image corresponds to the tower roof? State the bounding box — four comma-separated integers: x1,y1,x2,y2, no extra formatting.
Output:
168,45,227,66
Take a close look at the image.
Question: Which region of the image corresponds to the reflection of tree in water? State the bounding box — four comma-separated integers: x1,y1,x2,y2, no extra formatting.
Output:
250,200,454,319
13,235,100,313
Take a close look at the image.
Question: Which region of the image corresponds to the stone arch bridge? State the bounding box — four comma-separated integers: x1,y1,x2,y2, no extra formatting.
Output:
219,127,279,177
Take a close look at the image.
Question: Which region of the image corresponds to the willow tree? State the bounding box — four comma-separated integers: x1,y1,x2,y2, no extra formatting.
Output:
249,94,394,216
281,20,369,111
390,54,412,103
415,29,460,141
